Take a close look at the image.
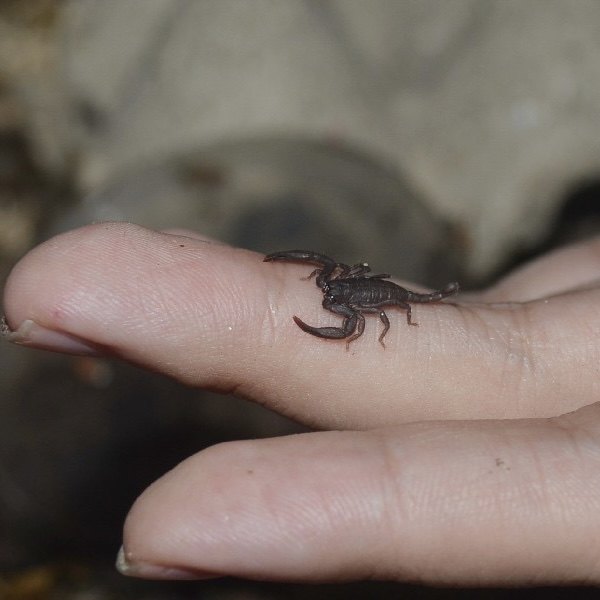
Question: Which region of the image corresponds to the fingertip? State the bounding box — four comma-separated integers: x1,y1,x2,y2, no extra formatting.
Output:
121,432,386,581
121,408,600,584
481,236,600,302
3,222,150,329
2,222,266,367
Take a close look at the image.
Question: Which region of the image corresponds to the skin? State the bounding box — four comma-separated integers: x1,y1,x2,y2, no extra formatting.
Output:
3,222,600,585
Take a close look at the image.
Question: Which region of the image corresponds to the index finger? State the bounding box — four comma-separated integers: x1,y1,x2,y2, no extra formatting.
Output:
3,222,598,428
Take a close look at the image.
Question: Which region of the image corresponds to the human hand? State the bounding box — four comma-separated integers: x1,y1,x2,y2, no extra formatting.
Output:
3,223,600,585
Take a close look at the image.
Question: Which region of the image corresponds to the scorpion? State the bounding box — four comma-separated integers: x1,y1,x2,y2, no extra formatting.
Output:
264,250,459,348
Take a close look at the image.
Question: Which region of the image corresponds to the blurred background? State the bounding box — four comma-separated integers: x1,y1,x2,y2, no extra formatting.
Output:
0,1,599,598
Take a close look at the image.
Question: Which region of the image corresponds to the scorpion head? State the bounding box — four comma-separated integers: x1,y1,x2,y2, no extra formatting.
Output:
323,280,342,302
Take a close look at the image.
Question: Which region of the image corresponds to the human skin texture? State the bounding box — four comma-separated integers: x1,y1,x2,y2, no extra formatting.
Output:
3,223,600,585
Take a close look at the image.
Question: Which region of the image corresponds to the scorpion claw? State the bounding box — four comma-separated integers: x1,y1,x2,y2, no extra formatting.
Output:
265,250,342,291
293,316,357,340
263,250,336,268
293,315,313,333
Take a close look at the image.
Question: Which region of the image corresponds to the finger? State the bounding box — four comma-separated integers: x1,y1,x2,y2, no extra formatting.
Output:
3,222,599,428
120,402,600,585
479,236,600,302
159,228,226,244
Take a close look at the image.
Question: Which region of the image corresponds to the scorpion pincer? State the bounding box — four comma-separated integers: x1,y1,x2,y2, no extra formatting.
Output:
264,250,459,348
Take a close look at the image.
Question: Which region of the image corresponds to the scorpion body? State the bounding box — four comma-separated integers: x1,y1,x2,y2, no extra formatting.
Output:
264,250,458,348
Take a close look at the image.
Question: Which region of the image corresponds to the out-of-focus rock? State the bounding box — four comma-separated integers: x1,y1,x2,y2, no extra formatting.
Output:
9,0,600,275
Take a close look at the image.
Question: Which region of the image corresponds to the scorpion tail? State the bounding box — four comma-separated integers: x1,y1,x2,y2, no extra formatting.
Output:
406,281,459,303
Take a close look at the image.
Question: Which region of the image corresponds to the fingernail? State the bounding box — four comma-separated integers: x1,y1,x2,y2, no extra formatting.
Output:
2,317,102,356
116,546,220,580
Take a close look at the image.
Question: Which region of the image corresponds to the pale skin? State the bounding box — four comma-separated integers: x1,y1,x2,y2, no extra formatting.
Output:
3,222,600,585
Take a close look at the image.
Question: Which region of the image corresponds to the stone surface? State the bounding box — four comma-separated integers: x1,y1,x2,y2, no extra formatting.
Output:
12,0,599,274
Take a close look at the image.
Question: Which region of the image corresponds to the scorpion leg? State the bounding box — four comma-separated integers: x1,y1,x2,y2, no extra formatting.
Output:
398,301,418,326
303,263,352,282
340,263,372,278
378,311,390,347
344,313,365,349
302,267,321,281
351,306,391,348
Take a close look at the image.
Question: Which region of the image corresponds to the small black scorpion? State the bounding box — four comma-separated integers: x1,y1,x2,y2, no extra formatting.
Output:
264,250,459,348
